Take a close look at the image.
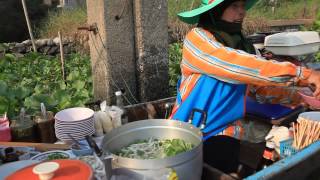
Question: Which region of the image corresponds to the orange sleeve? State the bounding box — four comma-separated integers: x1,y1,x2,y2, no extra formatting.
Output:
181,28,312,86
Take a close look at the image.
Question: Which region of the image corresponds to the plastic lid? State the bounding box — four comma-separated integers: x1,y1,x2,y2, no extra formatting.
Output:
264,31,320,47
115,91,122,96
33,162,59,175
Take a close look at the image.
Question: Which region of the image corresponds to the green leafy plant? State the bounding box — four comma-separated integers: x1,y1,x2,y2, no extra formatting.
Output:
309,11,320,62
169,43,183,96
0,52,93,118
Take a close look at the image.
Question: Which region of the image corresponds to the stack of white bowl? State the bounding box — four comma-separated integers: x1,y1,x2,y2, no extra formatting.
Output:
54,107,95,142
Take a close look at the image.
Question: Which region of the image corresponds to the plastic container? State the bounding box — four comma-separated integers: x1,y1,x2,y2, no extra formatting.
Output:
0,114,11,142
264,31,320,56
280,138,299,158
34,111,56,143
298,87,320,109
109,106,122,128
10,115,36,142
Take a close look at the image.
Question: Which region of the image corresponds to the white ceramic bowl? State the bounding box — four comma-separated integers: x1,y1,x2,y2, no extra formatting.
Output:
54,107,94,122
32,162,59,180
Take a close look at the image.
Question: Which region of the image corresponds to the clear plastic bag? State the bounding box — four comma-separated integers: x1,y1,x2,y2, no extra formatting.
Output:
108,106,123,129
77,154,107,180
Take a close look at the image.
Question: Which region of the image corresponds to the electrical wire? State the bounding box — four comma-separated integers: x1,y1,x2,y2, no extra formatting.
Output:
90,31,167,121
95,29,139,104
89,32,133,105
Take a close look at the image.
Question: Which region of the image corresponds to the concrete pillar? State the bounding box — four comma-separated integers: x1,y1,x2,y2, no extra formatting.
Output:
87,0,168,104
87,0,137,104
134,0,169,102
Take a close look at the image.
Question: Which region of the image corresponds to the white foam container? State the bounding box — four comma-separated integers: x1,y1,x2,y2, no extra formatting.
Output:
264,31,320,56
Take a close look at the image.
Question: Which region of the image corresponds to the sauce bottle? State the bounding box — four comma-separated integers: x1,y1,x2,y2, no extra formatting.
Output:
258,141,276,170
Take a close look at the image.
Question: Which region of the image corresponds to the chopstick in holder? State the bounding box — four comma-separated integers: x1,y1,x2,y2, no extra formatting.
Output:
294,117,320,150
292,122,297,148
298,119,308,149
302,120,312,149
314,122,320,141
303,119,311,149
308,121,317,145
295,119,302,149
294,120,299,147
307,121,315,147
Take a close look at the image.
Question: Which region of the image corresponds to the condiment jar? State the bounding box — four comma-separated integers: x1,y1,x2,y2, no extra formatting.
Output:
33,111,56,143
10,114,36,142
10,108,35,142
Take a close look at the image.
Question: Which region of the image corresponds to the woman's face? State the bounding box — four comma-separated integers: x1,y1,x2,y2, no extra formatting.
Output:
220,1,246,23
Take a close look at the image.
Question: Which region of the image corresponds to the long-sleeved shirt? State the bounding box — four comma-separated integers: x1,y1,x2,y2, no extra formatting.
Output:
170,27,311,140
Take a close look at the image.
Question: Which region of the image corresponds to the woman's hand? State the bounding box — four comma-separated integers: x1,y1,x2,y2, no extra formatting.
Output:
306,70,320,99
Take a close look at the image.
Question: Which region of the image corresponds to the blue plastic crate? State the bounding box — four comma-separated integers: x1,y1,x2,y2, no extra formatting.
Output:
280,138,299,158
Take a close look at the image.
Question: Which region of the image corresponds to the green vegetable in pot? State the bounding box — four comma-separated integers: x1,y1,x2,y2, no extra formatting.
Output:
116,137,194,159
47,153,68,160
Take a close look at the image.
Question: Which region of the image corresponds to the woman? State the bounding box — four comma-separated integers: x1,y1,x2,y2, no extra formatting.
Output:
169,0,320,174
170,0,320,139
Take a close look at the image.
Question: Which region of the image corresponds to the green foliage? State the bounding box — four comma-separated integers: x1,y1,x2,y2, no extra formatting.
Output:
316,53,320,62
168,0,320,22
36,7,87,38
255,0,301,8
168,0,201,20
169,43,183,96
310,11,320,62
247,0,320,20
0,52,93,118
310,11,320,32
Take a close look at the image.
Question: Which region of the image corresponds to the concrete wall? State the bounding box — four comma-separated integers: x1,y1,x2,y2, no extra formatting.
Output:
87,0,138,105
134,0,169,102
87,0,169,105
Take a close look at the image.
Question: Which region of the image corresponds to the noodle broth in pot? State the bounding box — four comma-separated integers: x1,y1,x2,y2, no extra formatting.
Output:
102,119,203,180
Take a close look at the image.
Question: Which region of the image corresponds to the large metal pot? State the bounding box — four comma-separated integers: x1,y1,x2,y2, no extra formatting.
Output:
102,119,203,180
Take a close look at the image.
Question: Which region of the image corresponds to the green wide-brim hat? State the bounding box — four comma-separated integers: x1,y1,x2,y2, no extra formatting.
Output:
178,0,258,24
